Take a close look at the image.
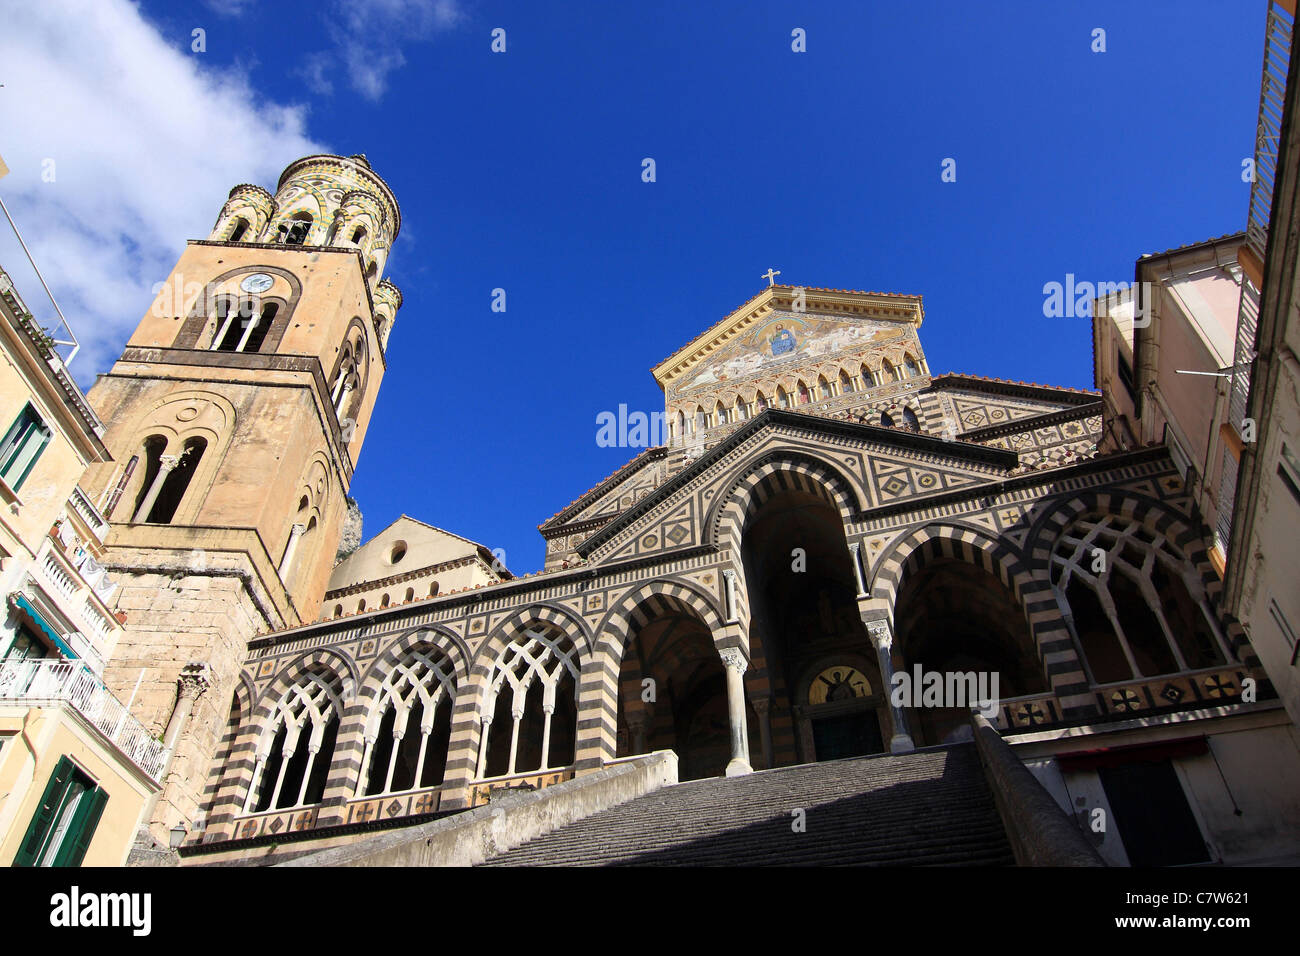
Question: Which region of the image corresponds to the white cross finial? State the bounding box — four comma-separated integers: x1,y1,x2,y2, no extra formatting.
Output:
762,268,781,287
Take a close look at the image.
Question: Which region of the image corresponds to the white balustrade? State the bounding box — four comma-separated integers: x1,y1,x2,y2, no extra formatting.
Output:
0,657,168,780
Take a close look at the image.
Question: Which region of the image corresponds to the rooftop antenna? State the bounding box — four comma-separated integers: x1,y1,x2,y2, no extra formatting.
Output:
0,154,81,366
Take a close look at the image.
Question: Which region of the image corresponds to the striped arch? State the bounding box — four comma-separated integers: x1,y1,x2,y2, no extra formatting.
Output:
311,624,473,809
255,647,359,714
858,392,926,430
350,640,459,799
867,521,1092,714
200,670,259,835
1025,489,1257,668
596,577,726,659
707,450,865,555
359,624,471,692
578,578,727,771
236,659,349,817
438,605,589,805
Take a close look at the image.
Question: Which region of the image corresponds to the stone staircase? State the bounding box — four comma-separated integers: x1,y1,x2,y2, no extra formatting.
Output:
480,742,1014,866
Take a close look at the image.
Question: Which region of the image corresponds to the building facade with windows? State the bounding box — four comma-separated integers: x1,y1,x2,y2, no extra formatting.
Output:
6,126,1300,864
150,271,1297,867
66,153,405,852
0,265,165,866
1092,234,1245,570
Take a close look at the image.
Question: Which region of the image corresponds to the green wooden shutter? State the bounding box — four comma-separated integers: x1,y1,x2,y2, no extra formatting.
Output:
52,786,108,867
12,756,75,867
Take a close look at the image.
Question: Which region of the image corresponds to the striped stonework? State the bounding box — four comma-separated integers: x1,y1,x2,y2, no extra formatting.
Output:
580,579,729,770
201,672,257,841
709,451,861,556
437,604,590,806
1025,490,1262,673
217,653,354,836
867,522,1094,717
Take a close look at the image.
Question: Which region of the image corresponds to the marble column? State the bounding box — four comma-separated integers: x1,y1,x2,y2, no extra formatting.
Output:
144,661,212,831
133,455,179,523
848,541,867,598
279,522,307,578
866,619,915,753
719,647,753,777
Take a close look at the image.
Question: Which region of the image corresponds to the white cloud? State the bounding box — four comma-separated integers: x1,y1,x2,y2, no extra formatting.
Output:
0,0,325,386
202,0,257,16
319,0,465,101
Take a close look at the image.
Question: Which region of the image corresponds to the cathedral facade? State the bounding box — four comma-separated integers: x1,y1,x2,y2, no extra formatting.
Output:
9,151,1296,867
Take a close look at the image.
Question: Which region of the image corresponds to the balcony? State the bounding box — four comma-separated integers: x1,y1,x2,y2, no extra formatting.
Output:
21,537,122,670
0,657,168,781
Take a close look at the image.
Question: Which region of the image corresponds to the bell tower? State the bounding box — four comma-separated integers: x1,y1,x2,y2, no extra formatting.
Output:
78,153,404,843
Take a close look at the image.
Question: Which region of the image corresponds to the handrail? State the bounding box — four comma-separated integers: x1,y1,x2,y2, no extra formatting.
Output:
0,657,168,781
971,713,1104,866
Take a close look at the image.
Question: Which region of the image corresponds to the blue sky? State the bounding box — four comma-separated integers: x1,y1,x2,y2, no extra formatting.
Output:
0,0,1268,576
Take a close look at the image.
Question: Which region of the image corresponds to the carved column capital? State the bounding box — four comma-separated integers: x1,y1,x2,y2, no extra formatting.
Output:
177,661,212,701
865,619,892,652
718,647,748,674
289,522,307,539
158,455,181,473
751,696,770,716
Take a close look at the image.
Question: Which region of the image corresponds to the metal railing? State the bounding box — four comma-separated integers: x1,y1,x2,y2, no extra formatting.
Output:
0,657,168,781
1220,1,1295,552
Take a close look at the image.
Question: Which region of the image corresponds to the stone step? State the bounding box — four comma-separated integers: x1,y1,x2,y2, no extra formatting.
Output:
482,743,1013,866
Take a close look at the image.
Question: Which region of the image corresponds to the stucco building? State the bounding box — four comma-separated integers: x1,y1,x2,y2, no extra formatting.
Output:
0,264,165,866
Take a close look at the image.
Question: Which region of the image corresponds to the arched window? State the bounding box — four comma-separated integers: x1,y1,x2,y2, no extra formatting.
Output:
405,587,415,603
358,598,367,613
818,376,832,399
212,297,277,354
365,261,378,281
883,359,897,382
880,411,895,427
351,226,367,245
229,218,250,242
280,214,312,246
755,391,769,413
777,386,790,408
429,581,440,597
135,436,206,524
694,408,706,432
861,363,874,387
362,646,456,796
902,407,920,431
247,668,344,813
1051,515,1230,685
839,369,854,394
130,435,168,521
330,338,365,422
797,382,810,405
903,353,921,377
380,593,391,609
333,604,343,618
480,627,580,778
715,402,728,426
676,411,686,439
735,396,747,421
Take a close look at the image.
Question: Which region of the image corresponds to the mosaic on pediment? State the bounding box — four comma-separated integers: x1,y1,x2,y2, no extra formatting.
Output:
671,312,910,398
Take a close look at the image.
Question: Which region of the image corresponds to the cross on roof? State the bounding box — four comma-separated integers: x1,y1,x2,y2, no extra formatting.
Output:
761,268,781,287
